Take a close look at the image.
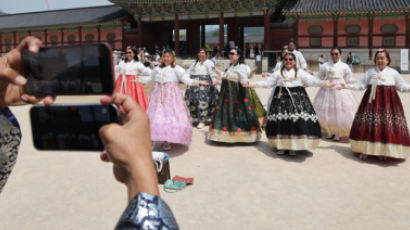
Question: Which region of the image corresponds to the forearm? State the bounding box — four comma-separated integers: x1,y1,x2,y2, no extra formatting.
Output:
126,154,160,201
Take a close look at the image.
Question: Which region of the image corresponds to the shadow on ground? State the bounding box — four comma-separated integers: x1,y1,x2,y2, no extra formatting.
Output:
317,145,404,167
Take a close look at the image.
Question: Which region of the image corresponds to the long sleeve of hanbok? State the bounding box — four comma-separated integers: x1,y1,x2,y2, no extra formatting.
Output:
394,71,410,92
343,66,356,84
316,65,327,80
135,62,152,76
300,71,328,87
250,72,279,88
297,52,308,69
176,66,199,86
115,62,124,74
138,67,156,84
346,72,369,90
206,61,218,80
237,65,249,83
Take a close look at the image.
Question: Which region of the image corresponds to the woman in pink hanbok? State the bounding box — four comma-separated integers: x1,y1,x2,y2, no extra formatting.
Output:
312,47,358,141
138,49,208,151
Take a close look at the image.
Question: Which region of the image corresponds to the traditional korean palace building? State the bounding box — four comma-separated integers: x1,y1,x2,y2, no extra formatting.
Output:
0,0,409,57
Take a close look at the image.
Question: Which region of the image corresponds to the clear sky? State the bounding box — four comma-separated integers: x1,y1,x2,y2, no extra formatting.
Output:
0,0,113,14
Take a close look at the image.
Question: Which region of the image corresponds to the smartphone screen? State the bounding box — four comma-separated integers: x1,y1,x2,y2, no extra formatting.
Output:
22,44,114,95
30,104,119,151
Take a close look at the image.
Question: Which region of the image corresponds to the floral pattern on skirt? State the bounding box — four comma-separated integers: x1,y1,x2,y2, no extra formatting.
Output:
115,74,149,111
184,74,218,126
147,82,193,145
313,78,358,137
349,86,410,159
208,79,261,143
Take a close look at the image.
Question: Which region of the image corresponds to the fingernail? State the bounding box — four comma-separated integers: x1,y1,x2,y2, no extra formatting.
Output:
29,45,39,53
15,76,27,85
21,95,28,101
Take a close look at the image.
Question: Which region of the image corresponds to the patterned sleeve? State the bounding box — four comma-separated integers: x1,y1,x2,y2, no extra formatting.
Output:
394,70,410,92
300,70,327,87
0,108,22,193
115,193,179,230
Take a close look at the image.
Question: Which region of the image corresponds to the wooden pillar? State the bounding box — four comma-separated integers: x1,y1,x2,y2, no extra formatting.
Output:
294,16,299,42
228,19,238,46
0,32,2,53
219,12,224,55
264,10,271,50
368,16,374,59
201,21,206,48
78,26,82,45
174,15,180,56
121,21,125,50
13,32,17,48
60,28,64,46
333,16,338,47
239,26,245,51
406,14,410,48
97,25,101,43
137,18,143,48
44,29,48,47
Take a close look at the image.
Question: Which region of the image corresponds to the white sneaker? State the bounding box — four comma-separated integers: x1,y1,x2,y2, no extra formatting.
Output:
162,142,172,151
197,122,206,129
333,135,340,141
289,150,297,156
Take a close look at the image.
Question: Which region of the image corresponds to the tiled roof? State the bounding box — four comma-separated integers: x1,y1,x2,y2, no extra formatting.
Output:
283,0,410,15
0,5,128,31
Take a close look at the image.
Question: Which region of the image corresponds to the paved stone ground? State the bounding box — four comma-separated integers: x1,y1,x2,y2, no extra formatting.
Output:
1,73,410,230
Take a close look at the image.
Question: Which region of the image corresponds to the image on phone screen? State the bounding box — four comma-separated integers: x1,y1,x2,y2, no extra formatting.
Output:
22,44,114,95
30,104,119,151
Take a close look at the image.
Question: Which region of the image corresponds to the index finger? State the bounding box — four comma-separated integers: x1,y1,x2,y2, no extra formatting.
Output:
16,36,42,54
101,93,142,115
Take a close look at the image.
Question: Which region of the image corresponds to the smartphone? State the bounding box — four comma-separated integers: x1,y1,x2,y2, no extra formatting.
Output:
22,43,114,95
30,104,119,151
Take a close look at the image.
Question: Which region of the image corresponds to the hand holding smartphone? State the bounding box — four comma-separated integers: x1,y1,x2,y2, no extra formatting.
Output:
30,104,119,151
22,43,114,96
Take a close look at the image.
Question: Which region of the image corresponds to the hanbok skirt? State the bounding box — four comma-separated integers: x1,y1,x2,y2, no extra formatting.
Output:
184,74,218,126
114,74,149,111
349,86,410,159
208,79,261,143
266,86,321,150
147,82,192,145
313,78,358,137
267,86,277,110
247,88,267,127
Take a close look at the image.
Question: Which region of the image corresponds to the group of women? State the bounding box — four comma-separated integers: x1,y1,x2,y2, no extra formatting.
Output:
114,45,410,161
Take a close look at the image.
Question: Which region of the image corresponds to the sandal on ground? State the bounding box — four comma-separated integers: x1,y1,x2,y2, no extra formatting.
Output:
164,179,186,193
173,176,194,185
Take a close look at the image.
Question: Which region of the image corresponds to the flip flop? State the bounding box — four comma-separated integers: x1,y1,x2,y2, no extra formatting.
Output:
172,176,194,185
164,179,186,193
